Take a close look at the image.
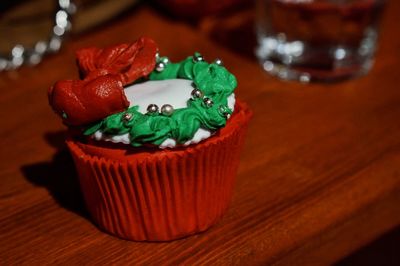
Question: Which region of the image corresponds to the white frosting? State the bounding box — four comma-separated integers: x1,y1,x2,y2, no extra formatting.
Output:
125,79,193,113
183,128,211,146
93,79,235,148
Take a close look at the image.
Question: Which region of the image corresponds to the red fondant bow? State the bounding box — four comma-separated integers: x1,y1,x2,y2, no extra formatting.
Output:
48,37,158,126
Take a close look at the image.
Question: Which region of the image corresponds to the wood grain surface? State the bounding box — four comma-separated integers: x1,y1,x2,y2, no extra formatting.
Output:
1,1,400,265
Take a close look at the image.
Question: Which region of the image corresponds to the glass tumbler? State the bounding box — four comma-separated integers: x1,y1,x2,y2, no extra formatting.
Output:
255,0,386,82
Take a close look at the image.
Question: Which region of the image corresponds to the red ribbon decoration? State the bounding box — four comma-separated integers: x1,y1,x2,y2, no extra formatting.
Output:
48,37,158,126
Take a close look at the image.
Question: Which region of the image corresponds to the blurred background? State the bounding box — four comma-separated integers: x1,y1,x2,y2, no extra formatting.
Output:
0,0,255,71
0,0,387,82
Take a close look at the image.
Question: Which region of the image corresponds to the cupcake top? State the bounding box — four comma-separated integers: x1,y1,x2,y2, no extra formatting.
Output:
48,37,237,148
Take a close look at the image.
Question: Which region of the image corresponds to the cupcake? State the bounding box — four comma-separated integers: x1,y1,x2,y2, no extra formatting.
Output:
48,37,252,241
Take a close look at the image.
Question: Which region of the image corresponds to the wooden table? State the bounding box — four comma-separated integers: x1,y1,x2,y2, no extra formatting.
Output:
1,2,400,265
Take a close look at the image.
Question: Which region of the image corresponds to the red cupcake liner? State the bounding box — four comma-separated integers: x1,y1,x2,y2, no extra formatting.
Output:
67,100,252,241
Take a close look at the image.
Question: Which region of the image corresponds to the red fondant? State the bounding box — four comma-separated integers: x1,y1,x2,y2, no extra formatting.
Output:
48,37,158,126
49,75,129,126
76,37,158,86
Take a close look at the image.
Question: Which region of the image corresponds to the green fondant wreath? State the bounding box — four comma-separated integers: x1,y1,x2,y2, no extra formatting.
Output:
83,53,237,147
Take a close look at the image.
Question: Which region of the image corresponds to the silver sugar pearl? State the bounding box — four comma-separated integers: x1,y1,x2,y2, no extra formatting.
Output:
147,104,159,114
218,105,230,118
155,62,165,72
191,89,204,99
122,113,133,122
161,104,174,116
161,57,169,64
203,97,214,108
193,54,204,63
155,52,160,59
214,58,223,66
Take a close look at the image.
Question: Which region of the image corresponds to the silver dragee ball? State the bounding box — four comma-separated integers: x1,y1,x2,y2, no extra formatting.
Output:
193,54,204,63
218,105,230,119
203,97,214,108
147,104,159,114
214,58,223,66
191,89,204,99
155,62,165,72
161,104,174,116
121,113,133,122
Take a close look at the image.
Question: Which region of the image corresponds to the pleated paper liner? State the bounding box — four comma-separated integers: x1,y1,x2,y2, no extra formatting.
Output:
67,100,252,241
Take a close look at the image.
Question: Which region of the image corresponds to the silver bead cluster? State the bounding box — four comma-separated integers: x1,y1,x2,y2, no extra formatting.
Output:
146,104,175,116
155,56,170,72
191,88,214,108
192,53,223,66
0,0,76,71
